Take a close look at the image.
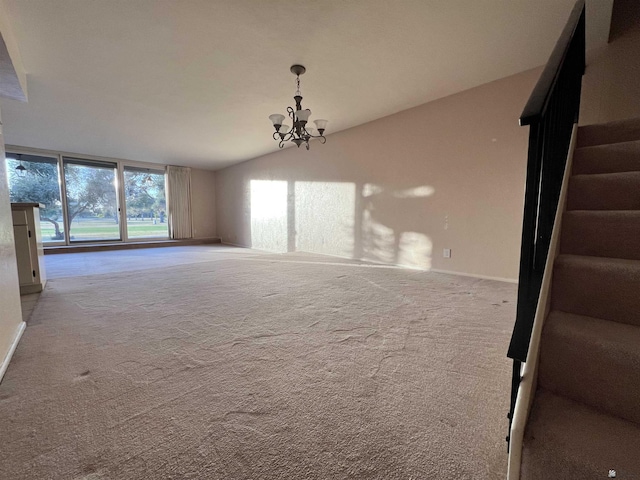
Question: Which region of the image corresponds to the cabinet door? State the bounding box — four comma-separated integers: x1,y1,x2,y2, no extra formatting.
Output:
13,225,35,285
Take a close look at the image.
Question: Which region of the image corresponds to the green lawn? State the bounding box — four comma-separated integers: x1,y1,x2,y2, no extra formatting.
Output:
39,218,169,241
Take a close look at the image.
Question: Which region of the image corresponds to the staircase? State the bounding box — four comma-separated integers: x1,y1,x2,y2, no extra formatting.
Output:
520,118,640,478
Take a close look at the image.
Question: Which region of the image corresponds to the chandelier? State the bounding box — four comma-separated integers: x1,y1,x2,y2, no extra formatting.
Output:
269,65,328,150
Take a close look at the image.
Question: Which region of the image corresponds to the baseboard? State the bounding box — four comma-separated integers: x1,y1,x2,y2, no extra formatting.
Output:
0,321,26,384
20,283,43,295
219,243,518,283
220,241,251,249
45,237,221,255
431,268,518,284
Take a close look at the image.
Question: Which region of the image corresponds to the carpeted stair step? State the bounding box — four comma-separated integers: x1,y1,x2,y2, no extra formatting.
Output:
573,139,640,174
551,255,640,327
538,311,640,425
567,172,640,210
577,117,640,148
561,210,640,260
521,389,640,479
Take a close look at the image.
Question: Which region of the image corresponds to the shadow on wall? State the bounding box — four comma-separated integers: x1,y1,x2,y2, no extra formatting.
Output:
248,179,434,269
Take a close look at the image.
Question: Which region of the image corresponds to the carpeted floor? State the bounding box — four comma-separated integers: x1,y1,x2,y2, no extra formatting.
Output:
0,248,516,479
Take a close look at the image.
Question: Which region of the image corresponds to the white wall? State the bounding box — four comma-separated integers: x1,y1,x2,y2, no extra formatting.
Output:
0,105,23,373
190,168,216,239
216,68,541,281
0,5,26,379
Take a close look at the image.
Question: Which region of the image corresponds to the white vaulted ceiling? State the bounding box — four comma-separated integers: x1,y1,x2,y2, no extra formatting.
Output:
0,0,613,169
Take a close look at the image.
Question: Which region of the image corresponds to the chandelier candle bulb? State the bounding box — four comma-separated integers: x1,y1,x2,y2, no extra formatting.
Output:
313,119,328,135
269,65,328,150
296,109,311,123
279,125,291,140
269,114,285,130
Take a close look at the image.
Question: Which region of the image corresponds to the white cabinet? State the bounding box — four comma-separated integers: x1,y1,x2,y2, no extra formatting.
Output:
11,203,47,294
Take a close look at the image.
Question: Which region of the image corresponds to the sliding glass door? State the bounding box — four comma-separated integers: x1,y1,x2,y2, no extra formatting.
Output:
63,158,121,242
5,153,66,244
123,167,169,239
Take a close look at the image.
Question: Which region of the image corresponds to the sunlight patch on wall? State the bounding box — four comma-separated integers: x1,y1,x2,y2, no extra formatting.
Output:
362,183,434,269
397,232,432,269
250,180,288,252
393,185,435,198
295,181,355,257
362,213,397,264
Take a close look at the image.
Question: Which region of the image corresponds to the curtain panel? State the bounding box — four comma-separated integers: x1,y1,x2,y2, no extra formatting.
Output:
166,165,192,239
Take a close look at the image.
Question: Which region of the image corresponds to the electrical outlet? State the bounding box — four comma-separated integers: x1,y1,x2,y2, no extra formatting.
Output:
443,248,451,258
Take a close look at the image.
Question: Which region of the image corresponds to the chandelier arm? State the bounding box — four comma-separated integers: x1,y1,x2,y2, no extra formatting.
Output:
277,130,294,146
287,106,295,127
292,102,307,138
286,106,300,139
301,125,325,139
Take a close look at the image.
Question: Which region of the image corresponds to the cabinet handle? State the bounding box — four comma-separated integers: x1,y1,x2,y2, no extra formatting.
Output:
28,230,32,238
32,270,36,278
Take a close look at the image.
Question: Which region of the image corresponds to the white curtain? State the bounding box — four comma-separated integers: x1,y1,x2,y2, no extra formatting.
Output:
166,165,192,239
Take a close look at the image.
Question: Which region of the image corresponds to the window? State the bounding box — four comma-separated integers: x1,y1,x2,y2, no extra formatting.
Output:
5,150,169,245
5,153,66,243
63,158,120,242
123,167,168,239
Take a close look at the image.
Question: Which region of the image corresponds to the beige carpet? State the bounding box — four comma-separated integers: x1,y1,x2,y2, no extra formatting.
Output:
0,250,516,479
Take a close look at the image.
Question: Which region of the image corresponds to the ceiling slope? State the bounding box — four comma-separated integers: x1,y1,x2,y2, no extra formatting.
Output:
0,0,612,169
